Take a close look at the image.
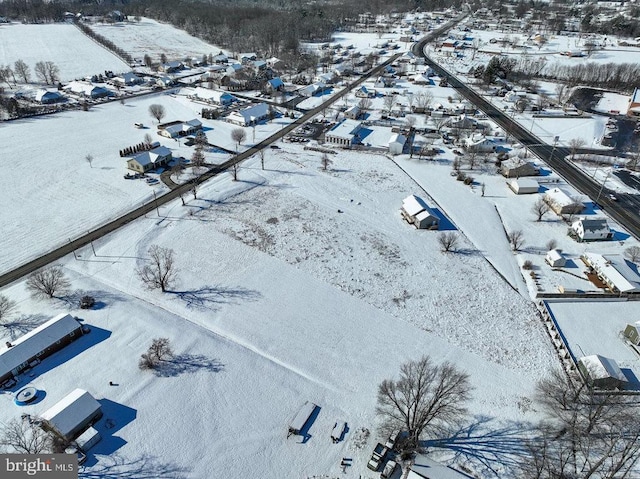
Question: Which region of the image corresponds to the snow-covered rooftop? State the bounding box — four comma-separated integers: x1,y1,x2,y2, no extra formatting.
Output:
326,119,362,139
40,388,101,439
582,253,640,293
578,354,627,382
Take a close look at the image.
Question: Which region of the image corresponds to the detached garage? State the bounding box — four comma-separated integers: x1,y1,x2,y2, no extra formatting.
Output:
578,354,628,390
41,389,102,440
508,178,539,195
401,195,439,230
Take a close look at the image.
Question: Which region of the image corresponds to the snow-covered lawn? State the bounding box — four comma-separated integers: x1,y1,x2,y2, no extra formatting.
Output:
0,22,129,81
91,18,228,64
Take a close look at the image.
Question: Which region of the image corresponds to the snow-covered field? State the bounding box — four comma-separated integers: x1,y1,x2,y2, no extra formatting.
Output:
91,18,227,64
0,23,129,81
0,91,293,275
0,146,558,479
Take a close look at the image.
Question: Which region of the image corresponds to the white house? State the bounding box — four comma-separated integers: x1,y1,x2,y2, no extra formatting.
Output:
355,85,375,98
508,178,539,194
191,87,235,105
156,76,174,88
581,252,640,293
41,389,103,440
324,119,362,147
545,249,566,268
63,81,112,98
577,355,627,390
227,102,270,126
463,134,501,153
544,187,584,215
388,133,407,155
401,194,439,230
570,217,612,242
113,71,141,86
158,119,202,138
344,105,361,120
500,159,540,178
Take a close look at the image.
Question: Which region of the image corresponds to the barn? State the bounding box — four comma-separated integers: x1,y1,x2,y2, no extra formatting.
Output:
577,355,628,390
40,389,103,440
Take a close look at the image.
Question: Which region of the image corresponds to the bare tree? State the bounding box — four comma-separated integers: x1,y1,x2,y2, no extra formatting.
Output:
568,138,585,159
532,198,551,221
414,91,433,111
519,368,640,479
259,149,265,170
383,94,395,113
139,337,173,370
136,245,177,292
143,133,153,146
357,97,372,112
232,162,239,181
0,418,53,454
43,61,59,84
508,230,526,251
231,128,247,151
148,104,166,123
405,115,417,130
0,294,17,324
545,239,558,251
624,246,640,263
26,265,70,299
376,356,472,449
85,153,94,168
321,153,332,171
437,232,459,253
34,61,47,84
555,84,567,106
13,60,30,83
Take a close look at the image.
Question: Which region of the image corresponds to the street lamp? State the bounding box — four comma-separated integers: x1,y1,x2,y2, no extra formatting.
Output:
595,169,611,206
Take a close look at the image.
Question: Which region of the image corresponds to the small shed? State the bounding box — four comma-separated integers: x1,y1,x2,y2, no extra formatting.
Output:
401,195,439,230
41,389,103,440
570,217,612,242
508,178,539,195
287,401,318,438
546,249,566,268
577,354,628,390
388,133,407,155
623,321,640,346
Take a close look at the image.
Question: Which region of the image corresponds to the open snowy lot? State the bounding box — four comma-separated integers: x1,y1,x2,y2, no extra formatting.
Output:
0,145,559,478
91,18,227,64
0,92,292,276
0,23,129,81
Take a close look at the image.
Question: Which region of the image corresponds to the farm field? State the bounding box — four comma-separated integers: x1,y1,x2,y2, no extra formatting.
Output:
0,22,129,81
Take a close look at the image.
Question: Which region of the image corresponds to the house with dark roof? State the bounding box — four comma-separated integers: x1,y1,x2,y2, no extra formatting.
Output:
126,145,172,173
570,217,612,242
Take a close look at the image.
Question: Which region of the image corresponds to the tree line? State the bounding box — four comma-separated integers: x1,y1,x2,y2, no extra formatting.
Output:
74,20,133,65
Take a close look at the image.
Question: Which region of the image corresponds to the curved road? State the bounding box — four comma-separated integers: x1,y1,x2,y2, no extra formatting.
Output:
411,38,640,240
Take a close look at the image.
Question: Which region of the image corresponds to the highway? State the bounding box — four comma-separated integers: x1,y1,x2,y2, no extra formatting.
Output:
411,37,640,241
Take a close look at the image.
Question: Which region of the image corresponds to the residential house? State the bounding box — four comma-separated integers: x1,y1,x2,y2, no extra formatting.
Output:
388,133,406,155
191,87,235,105
344,105,361,120
500,159,540,178
463,134,501,153
507,178,539,194
238,53,257,64
252,60,267,72
266,77,285,92
298,83,325,98
212,53,228,64
0,314,83,385
544,187,584,215
158,119,202,139
623,321,640,346
570,217,613,242
355,85,375,98
159,61,184,73
577,355,627,390
581,252,640,293
401,194,439,229
41,389,103,440
374,76,395,88
113,72,142,87
126,145,172,173
226,63,243,76
324,119,362,147
35,89,64,104
410,72,433,85
156,76,174,88
227,103,270,126
63,81,112,99
266,57,285,70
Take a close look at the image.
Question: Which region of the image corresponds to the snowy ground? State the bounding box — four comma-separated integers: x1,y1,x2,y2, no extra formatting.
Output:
91,18,228,64
0,146,560,479
0,22,129,82
0,91,293,275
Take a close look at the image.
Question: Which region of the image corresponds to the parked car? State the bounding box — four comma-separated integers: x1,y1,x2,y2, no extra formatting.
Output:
366,443,388,471
381,460,398,478
270,145,280,149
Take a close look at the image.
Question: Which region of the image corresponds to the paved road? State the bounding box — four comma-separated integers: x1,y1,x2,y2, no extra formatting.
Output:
411,39,640,241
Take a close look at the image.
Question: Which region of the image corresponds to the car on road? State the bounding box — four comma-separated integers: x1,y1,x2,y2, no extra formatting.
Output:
270,145,280,149
608,193,618,201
